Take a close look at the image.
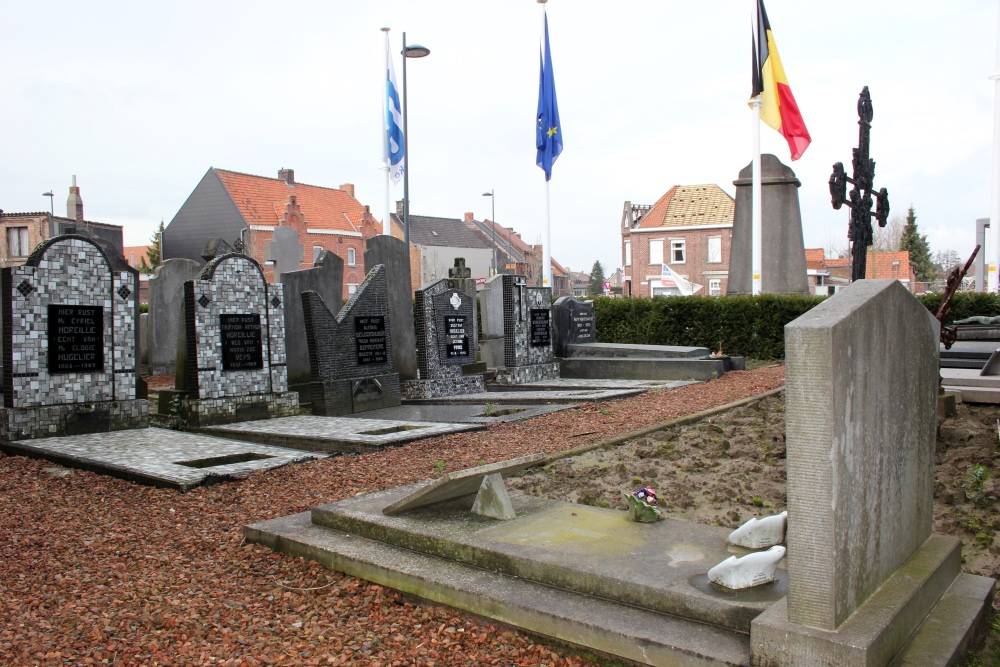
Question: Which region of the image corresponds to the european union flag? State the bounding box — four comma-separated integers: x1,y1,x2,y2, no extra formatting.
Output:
536,11,562,181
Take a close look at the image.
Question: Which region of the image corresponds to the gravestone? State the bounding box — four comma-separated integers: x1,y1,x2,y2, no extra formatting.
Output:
403,278,485,399
752,279,994,665
480,274,558,385
146,258,202,376
552,296,595,357
279,250,344,399
301,264,400,416
172,253,299,427
0,234,148,440
365,235,417,381
202,237,236,262
728,153,809,295
265,226,305,280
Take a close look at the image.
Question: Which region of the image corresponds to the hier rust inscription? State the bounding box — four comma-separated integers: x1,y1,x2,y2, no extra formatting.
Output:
530,308,551,347
48,304,104,374
355,316,388,365
220,313,264,371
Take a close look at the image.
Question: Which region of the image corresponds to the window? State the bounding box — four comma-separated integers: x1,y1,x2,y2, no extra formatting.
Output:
671,239,686,263
707,236,722,264
313,246,323,263
709,279,722,296
347,247,356,266
347,283,358,295
624,240,631,266
649,239,663,265
7,227,29,257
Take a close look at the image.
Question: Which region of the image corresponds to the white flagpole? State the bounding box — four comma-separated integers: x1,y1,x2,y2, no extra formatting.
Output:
751,0,763,296
381,27,391,235
543,181,552,288
988,3,1000,292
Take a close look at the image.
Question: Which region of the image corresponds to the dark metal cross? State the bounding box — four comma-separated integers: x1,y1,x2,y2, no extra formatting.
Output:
829,86,890,282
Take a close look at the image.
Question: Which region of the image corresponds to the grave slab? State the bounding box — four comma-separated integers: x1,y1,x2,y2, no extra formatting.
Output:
0,427,323,491
339,403,573,424
198,415,484,454
402,388,645,405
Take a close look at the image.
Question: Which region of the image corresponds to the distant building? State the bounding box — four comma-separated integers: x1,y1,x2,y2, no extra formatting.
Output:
123,243,156,303
567,269,590,297
163,168,380,298
387,205,493,289
621,184,734,297
0,177,124,269
809,249,916,294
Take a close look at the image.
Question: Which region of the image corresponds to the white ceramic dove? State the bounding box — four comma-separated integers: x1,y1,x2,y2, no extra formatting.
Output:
707,545,786,590
727,510,787,549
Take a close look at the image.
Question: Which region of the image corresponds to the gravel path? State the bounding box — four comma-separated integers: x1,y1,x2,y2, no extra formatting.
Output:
1,367,783,666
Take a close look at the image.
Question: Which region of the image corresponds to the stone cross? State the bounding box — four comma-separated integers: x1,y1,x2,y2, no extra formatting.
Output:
449,257,472,279
829,86,890,282
264,226,304,281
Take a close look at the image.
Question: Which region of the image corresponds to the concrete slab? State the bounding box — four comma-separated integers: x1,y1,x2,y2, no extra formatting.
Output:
565,342,710,359
404,388,644,405
0,427,324,491
339,402,574,424
245,511,753,667
940,368,1000,388
559,357,727,381
307,484,786,633
382,454,546,514
197,415,485,454
511,378,698,391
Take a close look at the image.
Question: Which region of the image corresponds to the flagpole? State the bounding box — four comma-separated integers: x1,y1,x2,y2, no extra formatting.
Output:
543,180,552,288
989,2,1000,292
751,0,762,296
381,27,391,235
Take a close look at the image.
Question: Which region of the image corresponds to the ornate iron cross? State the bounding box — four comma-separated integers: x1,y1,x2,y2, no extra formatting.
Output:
829,86,890,282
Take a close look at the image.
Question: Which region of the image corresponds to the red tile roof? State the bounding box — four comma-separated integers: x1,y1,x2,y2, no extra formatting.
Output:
214,169,368,233
550,257,568,276
636,184,734,229
866,251,911,280
123,245,154,268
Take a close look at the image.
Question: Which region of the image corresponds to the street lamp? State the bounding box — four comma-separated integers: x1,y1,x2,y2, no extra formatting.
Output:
401,33,430,246
482,190,496,275
42,191,55,236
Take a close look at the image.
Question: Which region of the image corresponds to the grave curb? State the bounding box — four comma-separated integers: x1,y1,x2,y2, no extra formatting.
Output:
537,384,785,467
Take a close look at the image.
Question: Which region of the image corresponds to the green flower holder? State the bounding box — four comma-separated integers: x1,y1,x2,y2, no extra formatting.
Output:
623,491,661,523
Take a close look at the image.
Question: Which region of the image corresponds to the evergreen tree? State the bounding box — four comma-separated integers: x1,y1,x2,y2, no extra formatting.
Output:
587,260,606,296
899,207,935,283
138,220,164,274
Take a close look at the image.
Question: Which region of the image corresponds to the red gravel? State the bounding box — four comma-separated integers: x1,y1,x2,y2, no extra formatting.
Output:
1,366,783,666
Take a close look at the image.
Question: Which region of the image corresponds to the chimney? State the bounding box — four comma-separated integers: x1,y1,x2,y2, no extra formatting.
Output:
395,199,404,218
67,175,84,222
340,183,355,198
278,168,294,185
464,212,474,222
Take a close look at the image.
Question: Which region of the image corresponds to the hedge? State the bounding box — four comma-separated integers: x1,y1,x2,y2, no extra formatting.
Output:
593,291,1000,361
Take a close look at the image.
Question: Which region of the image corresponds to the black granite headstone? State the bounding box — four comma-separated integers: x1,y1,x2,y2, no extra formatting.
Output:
530,308,551,347
219,313,264,371
355,316,388,365
48,304,105,373
552,296,596,357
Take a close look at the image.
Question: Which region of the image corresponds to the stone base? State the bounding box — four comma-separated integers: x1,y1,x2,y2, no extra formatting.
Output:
403,375,485,399
751,535,994,666
179,392,299,428
308,374,401,416
494,362,560,385
0,399,149,441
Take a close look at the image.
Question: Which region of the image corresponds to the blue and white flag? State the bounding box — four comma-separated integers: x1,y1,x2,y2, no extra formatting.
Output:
536,10,562,181
385,42,405,184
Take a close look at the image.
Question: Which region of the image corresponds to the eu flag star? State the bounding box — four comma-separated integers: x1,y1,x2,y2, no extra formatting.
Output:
546,126,558,137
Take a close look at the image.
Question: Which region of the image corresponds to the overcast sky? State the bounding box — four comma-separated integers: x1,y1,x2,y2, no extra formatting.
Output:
2,1,997,275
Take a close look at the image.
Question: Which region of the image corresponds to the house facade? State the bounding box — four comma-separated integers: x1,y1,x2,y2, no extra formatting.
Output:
163,168,380,299
808,249,917,295
387,206,493,290
1,178,123,269
621,184,734,298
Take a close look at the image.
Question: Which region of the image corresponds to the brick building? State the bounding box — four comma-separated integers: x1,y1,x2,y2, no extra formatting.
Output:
386,206,493,290
621,184,734,297
163,168,380,299
1,178,124,270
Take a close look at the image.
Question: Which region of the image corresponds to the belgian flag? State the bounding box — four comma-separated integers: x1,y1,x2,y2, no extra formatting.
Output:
751,0,811,160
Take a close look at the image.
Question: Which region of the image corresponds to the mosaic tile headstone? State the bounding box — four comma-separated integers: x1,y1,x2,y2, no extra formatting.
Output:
301,264,401,416
404,278,485,399
552,296,596,357
174,253,299,427
480,274,558,385
0,234,148,440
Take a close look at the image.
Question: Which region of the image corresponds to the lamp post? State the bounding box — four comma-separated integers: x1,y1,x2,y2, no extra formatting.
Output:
42,190,55,236
401,33,430,246
482,190,496,275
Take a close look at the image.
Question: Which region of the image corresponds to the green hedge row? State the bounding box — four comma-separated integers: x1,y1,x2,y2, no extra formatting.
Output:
593,291,1000,361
